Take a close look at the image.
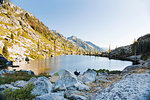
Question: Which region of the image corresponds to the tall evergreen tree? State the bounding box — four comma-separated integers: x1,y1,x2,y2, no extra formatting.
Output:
2,43,9,59
37,40,40,51
53,38,56,54
11,33,14,40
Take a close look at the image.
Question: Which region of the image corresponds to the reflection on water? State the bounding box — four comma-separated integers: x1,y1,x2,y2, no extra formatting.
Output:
9,55,132,75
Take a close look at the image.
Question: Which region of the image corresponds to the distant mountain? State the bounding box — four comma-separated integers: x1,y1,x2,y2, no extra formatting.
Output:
67,36,103,52
86,41,103,52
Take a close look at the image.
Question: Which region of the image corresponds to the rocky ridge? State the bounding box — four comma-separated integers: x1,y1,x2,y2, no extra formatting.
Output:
67,36,103,52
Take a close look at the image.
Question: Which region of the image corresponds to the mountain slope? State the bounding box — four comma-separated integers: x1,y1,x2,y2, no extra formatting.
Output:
0,2,84,61
86,41,103,52
67,36,103,52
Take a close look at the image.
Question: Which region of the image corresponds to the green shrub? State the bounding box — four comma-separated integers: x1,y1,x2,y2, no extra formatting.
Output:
0,71,35,85
93,69,122,75
53,72,59,76
108,70,122,74
3,83,36,100
93,69,109,75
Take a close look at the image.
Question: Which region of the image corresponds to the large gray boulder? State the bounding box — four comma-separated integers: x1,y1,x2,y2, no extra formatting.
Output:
58,69,77,79
31,77,53,96
35,93,67,100
54,76,78,91
54,69,78,91
0,84,19,93
78,69,97,83
54,69,90,91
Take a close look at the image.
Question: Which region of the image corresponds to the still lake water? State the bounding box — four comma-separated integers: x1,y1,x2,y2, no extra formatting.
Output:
11,55,132,75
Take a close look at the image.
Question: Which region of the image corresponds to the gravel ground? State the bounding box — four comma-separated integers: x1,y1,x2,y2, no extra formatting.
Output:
88,73,150,100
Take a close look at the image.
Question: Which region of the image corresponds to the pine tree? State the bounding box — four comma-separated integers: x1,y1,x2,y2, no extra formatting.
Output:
62,43,66,54
37,40,40,51
89,49,92,55
132,39,138,55
11,33,14,40
96,49,99,55
2,43,9,59
108,45,111,57
108,45,111,53
53,37,57,54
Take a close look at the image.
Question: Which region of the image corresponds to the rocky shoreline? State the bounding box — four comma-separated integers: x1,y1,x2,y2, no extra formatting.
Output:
0,58,150,100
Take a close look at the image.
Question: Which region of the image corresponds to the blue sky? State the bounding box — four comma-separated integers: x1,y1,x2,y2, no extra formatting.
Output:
12,0,150,49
